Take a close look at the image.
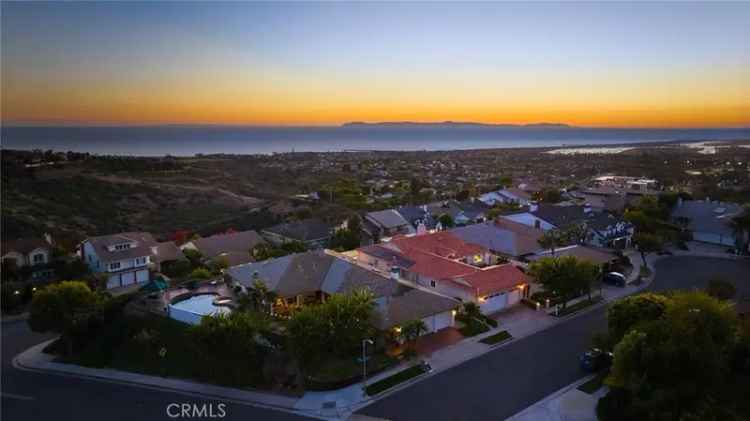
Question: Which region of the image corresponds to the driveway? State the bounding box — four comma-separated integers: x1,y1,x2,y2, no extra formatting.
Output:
357,256,750,421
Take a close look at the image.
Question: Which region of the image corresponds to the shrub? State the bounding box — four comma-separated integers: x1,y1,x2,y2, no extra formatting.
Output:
706,278,736,301
189,267,211,280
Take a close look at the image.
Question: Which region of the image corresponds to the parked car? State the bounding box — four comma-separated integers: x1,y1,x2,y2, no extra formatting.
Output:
603,272,626,287
580,348,614,372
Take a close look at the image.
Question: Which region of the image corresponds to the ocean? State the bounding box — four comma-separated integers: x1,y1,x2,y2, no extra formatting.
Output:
1,125,748,156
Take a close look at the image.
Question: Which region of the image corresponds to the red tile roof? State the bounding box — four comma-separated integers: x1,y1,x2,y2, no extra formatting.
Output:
451,264,528,296
389,231,485,259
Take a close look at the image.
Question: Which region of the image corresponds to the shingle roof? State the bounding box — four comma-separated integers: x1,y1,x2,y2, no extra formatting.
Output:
85,232,156,262
378,289,459,330
366,209,411,229
2,238,50,255
190,230,266,259
358,245,416,268
262,219,332,242
150,241,186,263
450,219,544,257
528,245,617,265
531,204,588,228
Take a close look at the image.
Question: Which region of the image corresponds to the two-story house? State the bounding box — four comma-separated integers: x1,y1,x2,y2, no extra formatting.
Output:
79,232,155,289
1,234,55,282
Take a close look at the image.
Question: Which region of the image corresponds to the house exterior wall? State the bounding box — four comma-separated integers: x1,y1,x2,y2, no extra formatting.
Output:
82,242,101,272
2,248,50,267
421,310,455,333
1,251,25,268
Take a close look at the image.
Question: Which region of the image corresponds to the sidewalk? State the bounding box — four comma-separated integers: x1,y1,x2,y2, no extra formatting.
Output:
506,374,607,421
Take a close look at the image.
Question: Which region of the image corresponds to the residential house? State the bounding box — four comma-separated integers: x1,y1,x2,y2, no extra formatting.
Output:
356,231,529,315
455,200,490,225
501,204,589,231
395,205,436,231
450,218,545,261
261,218,333,249
528,244,618,269
149,241,187,272
584,213,634,249
671,199,743,247
1,235,55,282
363,209,415,243
479,188,532,207
181,230,265,266
226,250,459,333
79,232,155,289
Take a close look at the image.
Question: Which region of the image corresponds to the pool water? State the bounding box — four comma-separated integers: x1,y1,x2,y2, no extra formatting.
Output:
170,294,231,318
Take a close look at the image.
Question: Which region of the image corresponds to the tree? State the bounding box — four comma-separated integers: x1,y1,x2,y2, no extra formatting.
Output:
729,204,750,253
287,289,375,374
190,311,272,387
183,248,204,269
246,277,276,314
632,232,663,266
497,175,513,189
706,278,736,301
438,213,454,228
28,281,101,356
190,267,212,280
210,256,229,274
540,189,562,204
537,230,564,256
606,293,669,345
330,216,362,251
603,291,739,420
529,256,600,309
399,319,428,358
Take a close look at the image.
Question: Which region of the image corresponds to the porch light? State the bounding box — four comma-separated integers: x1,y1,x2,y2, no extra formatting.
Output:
479,296,487,303
517,284,526,290
14,290,20,295
451,309,457,316
394,326,402,334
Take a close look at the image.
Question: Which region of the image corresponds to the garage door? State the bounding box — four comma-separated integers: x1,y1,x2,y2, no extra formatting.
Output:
422,311,454,333
479,293,507,315
136,269,149,284
121,271,136,286
506,290,521,307
106,274,121,289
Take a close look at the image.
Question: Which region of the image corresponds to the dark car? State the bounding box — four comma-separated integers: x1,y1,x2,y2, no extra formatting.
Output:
603,271,626,287
580,348,614,372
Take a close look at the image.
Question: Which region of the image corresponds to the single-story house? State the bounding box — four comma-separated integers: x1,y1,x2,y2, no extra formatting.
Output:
226,250,459,333
363,209,415,242
480,188,532,206
261,218,333,249
450,218,545,260
671,199,742,247
501,204,589,231
181,230,266,266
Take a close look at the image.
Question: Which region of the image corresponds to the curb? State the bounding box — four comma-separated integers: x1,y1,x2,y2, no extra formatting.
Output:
505,373,597,420
12,339,328,420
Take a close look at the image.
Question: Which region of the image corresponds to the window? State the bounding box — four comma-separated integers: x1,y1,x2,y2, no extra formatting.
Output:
430,280,437,288
32,253,45,264
136,257,147,265
114,243,132,251
109,262,121,270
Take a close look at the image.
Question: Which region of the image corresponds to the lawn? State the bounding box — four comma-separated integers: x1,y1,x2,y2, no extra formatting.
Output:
365,364,428,396
555,296,603,317
306,353,399,390
479,330,513,345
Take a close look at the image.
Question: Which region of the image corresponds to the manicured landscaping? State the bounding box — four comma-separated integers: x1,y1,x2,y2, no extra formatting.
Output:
458,320,490,337
555,296,602,317
365,364,428,396
479,330,513,345
306,353,399,391
577,371,607,394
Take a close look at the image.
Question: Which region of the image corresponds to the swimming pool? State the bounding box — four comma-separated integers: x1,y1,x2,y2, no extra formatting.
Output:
168,293,232,325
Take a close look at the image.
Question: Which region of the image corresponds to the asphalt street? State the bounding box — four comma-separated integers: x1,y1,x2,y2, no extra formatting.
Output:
358,256,750,421
2,256,747,421
1,319,315,421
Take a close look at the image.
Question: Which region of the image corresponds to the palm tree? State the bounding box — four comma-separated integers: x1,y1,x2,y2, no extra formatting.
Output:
399,319,428,358
729,205,750,254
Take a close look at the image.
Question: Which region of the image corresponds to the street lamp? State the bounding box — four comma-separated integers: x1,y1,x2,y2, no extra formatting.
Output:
362,338,374,391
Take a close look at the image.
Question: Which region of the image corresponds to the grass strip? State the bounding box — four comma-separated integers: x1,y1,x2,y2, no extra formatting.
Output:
479,330,513,345
365,364,428,396
556,296,602,317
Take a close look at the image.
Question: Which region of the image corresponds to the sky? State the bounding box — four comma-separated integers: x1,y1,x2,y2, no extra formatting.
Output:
2,2,749,128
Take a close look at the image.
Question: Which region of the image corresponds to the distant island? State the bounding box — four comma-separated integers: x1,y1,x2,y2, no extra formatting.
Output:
341,121,574,129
